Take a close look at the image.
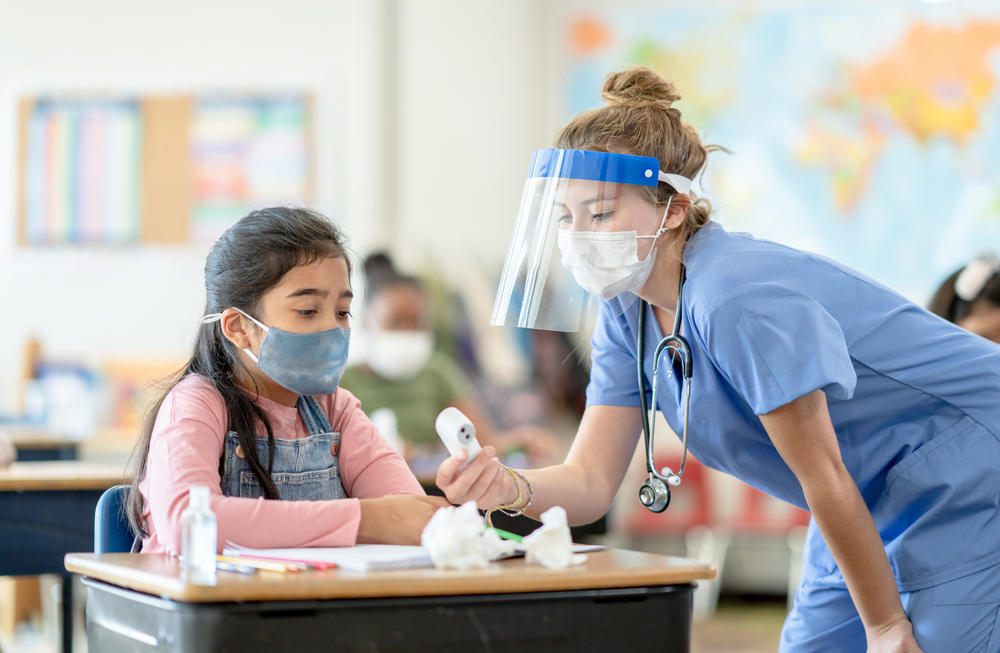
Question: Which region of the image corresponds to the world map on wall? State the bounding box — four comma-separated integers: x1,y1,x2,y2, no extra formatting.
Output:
564,3,1000,302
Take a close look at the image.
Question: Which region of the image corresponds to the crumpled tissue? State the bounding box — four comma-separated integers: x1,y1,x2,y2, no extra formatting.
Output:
421,501,518,570
522,506,587,570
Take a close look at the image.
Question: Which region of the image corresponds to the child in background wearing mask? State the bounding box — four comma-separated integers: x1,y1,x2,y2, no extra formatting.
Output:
928,253,1000,344
340,253,557,479
127,208,446,554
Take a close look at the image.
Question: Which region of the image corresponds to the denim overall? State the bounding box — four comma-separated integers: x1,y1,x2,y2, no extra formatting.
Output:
220,395,347,501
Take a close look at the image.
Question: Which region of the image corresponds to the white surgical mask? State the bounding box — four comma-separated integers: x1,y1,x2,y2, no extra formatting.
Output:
367,330,434,381
557,198,673,300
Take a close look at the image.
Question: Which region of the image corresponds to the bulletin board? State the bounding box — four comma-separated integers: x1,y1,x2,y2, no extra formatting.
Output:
15,92,314,247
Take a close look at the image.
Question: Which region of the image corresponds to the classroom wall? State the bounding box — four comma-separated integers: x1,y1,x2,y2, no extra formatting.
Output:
0,0,554,414
392,1,552,271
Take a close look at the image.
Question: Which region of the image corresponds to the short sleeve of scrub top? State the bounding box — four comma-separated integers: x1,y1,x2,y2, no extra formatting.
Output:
696,283,858,415
586,299,642,407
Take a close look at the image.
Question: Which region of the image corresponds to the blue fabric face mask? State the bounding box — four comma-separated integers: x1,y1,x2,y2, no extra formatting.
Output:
203,308,351,396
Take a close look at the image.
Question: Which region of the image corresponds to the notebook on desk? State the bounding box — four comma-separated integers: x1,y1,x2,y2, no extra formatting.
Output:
223,543,432,572
223,543,606,572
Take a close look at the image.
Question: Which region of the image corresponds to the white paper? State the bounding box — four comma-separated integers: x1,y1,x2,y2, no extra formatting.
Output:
223,543,432,572
222,539,604,574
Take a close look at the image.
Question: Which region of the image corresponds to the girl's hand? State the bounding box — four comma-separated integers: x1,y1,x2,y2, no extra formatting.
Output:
356,494,451,545
435,446,516,510
867,616,924,653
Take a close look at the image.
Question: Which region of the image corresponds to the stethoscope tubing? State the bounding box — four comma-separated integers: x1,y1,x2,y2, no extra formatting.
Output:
636,267,692,490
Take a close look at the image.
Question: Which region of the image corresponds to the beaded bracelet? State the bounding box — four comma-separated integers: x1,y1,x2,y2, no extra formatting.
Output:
499,466,533,518
485,466,529,528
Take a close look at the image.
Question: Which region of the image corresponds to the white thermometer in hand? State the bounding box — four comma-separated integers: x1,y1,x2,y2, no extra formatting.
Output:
435,407,482,470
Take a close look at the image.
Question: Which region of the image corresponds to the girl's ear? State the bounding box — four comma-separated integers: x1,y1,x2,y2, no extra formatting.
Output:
220,308,253,349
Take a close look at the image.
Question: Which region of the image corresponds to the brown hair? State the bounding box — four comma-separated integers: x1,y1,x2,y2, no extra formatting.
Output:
928,261,1000,323
556,66,725,255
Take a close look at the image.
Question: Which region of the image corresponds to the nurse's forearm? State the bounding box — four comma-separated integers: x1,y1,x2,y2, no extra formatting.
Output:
512,405,643,525
516,463,613,525
803,467,909,637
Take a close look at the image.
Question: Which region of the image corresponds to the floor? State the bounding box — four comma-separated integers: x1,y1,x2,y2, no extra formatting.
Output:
692,596,787,652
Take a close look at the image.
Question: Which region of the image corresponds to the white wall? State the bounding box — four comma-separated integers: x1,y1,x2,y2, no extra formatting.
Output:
0,0,557,412
393,0,551,271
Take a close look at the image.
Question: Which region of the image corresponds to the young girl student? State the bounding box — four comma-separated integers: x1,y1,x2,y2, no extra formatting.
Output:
127,207,446,554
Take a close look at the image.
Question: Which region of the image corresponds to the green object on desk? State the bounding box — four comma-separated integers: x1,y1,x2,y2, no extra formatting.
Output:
488,527,523,543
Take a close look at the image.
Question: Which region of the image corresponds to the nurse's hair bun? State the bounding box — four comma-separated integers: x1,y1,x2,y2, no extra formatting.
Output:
601,66,681,111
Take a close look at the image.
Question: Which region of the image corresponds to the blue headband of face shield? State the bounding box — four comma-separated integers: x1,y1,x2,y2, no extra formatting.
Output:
526,148,692,194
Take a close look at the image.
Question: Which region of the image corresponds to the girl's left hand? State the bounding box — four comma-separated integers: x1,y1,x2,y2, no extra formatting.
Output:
866,617,924,653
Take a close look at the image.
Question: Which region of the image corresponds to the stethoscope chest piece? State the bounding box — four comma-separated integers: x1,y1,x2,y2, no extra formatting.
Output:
638,474,671,513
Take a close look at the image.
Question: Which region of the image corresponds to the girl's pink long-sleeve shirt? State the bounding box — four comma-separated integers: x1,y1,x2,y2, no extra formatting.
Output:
139,374,423,555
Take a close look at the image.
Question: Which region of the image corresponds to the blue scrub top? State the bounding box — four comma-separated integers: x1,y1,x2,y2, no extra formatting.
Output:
587,221,1000,591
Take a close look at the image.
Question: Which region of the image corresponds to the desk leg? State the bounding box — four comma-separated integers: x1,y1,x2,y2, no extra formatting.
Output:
60,572,73,653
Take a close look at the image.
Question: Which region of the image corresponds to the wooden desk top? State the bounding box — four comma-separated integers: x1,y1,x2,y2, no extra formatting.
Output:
0,461,127,491
65,550,716,603
3,427,75,449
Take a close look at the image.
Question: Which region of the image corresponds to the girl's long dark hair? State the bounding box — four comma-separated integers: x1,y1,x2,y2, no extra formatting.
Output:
126,207,352,539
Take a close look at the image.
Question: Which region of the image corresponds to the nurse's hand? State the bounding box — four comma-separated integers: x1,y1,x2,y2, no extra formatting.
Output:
866,616,923,653
435,446,516,510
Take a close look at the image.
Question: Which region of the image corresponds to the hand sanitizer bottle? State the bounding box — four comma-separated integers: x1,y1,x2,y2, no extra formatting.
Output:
181,486,217,585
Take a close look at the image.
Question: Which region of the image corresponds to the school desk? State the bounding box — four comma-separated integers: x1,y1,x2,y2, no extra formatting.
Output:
6,427,78,461
65,549,715,652
0,460,126,652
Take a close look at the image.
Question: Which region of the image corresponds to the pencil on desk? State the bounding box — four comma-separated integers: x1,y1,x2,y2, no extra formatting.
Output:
227,553,337,570
215,560,257,575
216,555,299,573
488,527,524,543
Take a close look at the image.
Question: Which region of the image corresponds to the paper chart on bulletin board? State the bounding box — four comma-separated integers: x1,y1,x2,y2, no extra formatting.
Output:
21,98,142,245
190,95,312,245
16,92,313,247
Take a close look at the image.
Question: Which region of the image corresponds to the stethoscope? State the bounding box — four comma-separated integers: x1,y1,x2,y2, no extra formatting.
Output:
636,266,692,513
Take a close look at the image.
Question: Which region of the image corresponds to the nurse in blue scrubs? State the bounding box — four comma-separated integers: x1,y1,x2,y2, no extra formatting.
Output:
436,66,1000,652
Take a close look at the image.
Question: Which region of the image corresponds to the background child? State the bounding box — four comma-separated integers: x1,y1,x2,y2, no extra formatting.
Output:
126,207,445,554
928,253,1000,343
341,252,558,477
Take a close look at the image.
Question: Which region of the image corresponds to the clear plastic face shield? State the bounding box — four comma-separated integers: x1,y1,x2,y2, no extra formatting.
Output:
490,148,691,332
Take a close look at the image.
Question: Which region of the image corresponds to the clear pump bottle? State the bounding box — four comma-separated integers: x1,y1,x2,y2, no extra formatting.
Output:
181,485,217,585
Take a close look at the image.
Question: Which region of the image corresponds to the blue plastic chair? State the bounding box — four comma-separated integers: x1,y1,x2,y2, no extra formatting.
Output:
94,484,135,554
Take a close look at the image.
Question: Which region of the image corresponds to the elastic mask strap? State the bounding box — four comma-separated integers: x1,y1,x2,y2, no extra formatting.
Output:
635,196,675,241
200,308,269,363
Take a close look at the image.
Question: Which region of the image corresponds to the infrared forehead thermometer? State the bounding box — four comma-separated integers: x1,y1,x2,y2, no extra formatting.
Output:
435,407,482,470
